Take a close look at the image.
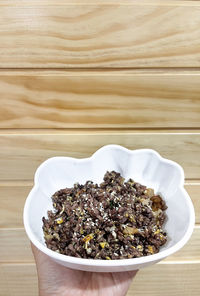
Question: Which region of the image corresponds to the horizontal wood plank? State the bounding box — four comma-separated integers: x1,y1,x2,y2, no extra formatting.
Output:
165,226,200,262
0,264,38,296
0,229,32,263
0,182,199,228
0,72,200,128
1,226,199,263
0,263,199,296
128,263,200,296
0,185,30,228
0,132,199,181
1,1,200,6
185,184,200,225
0,3,200,68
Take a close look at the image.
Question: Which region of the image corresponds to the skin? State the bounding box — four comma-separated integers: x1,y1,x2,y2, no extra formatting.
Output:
31,244,138,296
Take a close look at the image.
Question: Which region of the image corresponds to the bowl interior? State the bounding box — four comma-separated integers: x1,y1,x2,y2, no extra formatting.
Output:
25,146,193,265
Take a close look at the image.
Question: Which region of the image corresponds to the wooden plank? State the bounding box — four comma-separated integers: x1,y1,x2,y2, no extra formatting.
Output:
185,184,200,225
1,1,200,6
0,132,199,181
128,263,200,296
0,182,199,228
0,2,200,68
0,185,30,228
0,229,32,263
0,72,200,128
0,226,199,263
0,263,199,296
0,264,38,296
165,226,200,262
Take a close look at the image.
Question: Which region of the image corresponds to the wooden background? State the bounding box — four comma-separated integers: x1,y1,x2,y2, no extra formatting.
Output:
0,1,200,295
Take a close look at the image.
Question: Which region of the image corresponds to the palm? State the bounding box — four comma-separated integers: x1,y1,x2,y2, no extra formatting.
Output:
32,244,137,296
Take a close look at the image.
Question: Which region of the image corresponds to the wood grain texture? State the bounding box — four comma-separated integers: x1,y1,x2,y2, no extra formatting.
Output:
185,184,200,224
0,185,30,228
0,72,200,128
0,183,199,228
0,2,200,68
0,229,32,263
1,1,200,6
0,264,38,296
0,132,199,181
1,226,199,263
0,263,199,296
166,226,200,262
127,263,200,296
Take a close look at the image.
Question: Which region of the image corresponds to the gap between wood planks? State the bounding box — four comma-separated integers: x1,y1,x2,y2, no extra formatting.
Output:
0,129,199,135
0,1,200,7
1,68,200,74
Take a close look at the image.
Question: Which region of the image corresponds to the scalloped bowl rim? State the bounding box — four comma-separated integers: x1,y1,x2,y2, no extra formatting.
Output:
24,145,195,268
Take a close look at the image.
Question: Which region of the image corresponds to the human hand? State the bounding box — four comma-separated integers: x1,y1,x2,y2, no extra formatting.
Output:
31,244,137,296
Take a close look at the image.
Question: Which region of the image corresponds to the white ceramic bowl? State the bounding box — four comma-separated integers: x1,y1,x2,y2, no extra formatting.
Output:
24,145,195,272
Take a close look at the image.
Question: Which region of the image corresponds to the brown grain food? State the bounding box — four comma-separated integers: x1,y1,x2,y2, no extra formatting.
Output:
42,171,167,260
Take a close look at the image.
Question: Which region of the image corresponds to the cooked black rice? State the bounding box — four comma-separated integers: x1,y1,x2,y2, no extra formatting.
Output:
42,171,167,260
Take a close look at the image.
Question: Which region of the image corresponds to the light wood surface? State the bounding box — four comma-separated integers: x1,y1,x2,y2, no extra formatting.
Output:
0,72,200,128
0,184,30,228
1,1,200,5
127,263,200,296
0,263,199,296
0,2,200,68
185,184,200,224
0,132,199,180
0,229,33,263
0,183,199,228
0,264,38,296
